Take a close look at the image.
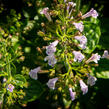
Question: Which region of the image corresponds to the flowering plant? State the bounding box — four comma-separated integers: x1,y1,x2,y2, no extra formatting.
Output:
0,0,109,108
36,0,109,103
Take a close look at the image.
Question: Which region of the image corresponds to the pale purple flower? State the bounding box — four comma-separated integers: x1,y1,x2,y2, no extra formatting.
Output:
86,53,101,63
67,2,76,9
87,74,97,86
67,2,76,16
69,88,76,101
50,40,59,47
44,54,57,67
75,35,87,49
64,0,67,3
7,84,15,92
46,45,56,55
73,22,84,32
82,8,98,19
79,80,88,95
46,77,58,90
40,7,52,22
46,40,59,55
73,51,85,62
102,50,109,59
29,67,41,80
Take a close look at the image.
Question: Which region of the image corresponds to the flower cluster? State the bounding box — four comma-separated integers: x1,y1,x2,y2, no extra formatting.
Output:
44,40,59,67
37,0,108,102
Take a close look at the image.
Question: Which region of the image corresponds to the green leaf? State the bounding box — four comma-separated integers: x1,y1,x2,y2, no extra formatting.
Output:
22,79,44,103
63,98,72,108
96,71,109,79
0,71,8,77
83,19,101,54
13,74,26,88
0,90,4,101
92,59,109,79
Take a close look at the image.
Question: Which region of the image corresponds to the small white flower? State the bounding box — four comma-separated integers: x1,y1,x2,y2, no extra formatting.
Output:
40,7,52,22
87,75,97,86
79,80,88,95
7,84,15,92
29,67,41,80
73,22,84,32
73,51,85,62
82,8,98,19
46,77,58,90
75,35,87,49
69,88,76,101
102,50,109,59
86,53,101,63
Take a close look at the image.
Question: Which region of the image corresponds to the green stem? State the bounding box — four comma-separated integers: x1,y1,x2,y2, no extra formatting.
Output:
76,0,81,13
6,56,11,78
4,42,12,79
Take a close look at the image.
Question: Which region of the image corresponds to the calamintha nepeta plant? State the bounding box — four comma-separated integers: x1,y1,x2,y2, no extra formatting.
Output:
32,0,109,102
0,10,29,109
